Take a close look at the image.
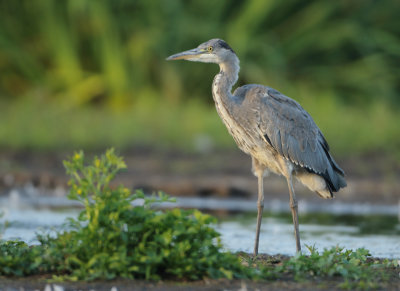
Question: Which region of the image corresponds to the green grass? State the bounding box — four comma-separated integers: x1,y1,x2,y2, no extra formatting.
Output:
0,97,234,152
0,95,399,159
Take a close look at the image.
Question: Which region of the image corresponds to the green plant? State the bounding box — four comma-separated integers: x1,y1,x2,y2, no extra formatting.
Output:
0,149,250,280
40,149,250,281
0,212,7,239
0,240,45,276
275,245,397,289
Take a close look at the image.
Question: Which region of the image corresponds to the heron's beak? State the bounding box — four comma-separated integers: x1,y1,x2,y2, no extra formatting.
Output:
166,48,205,61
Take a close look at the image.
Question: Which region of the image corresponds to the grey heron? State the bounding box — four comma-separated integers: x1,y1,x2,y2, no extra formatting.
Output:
167,39,346,255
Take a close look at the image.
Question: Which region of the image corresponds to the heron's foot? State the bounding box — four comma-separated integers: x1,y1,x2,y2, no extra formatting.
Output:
253,246,259,257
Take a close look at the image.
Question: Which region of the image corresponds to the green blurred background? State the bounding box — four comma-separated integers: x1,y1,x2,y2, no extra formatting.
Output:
0,0,399,158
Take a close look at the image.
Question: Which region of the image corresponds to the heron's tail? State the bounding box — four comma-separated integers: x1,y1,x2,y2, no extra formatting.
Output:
326,153,347,192
296,156,346,199
335,171,347,189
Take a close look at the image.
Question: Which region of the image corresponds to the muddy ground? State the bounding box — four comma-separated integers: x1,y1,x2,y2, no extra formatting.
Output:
0,277,359,291
0,254,399,291
0,277,379,291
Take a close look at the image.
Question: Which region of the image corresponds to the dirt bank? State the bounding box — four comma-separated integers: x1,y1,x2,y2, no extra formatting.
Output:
0,254,399,291
0,149,399,206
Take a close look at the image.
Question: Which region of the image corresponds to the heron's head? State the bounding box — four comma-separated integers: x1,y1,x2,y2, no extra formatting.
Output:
166,39,236,64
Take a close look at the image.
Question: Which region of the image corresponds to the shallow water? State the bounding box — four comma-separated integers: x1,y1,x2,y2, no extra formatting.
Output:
216,219,400,258
1,192,399,259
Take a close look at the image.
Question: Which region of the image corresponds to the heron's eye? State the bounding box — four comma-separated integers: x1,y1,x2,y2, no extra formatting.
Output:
207,46,213,52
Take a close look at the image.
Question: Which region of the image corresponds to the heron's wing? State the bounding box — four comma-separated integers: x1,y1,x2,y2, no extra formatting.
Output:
233,85,345,191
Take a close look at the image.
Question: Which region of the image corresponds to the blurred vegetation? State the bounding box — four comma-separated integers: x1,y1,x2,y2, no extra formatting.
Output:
0,0,399,156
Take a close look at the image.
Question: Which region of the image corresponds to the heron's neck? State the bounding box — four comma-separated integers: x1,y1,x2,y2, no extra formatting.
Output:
212,55,240,103
218,55,240,93
212,55,240,127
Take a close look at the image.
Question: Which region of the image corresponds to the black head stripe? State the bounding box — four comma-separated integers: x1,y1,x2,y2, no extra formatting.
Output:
216,40,235,54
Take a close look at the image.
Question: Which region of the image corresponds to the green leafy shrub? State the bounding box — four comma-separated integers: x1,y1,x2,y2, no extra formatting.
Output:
0,149,249,281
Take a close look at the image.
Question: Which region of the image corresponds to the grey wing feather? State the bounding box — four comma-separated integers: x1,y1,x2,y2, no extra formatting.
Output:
233,85,346,192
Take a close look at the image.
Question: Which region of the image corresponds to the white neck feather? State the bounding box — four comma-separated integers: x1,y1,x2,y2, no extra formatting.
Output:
211,54,241,135
218,54,240,93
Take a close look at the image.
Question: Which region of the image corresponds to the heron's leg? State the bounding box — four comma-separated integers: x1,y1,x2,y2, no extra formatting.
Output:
252,158,265,256
254,171,264,256
286,174,301,252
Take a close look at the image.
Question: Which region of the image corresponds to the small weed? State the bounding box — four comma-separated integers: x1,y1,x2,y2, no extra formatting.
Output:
236,245,399,289
0,212,8,239
271,245,398,289
0,240,44,276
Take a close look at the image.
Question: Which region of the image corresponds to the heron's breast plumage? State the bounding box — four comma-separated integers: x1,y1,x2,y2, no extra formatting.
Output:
212,74,283,175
